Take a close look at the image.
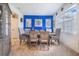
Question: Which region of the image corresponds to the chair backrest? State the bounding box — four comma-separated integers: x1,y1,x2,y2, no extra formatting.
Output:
40,31,49,40
40,30,45,33
44,32,49,40
18,28,22,39
33,31,38,39
18,28,21,36
30,31,38,39
55,28,61,39
25,29,30,35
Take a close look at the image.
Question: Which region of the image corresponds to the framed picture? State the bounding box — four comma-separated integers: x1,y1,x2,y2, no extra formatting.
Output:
46,19,51,27
35,19,42,27
26,19,31,27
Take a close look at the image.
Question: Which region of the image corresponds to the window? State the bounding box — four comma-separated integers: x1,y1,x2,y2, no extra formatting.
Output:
56,5,77,34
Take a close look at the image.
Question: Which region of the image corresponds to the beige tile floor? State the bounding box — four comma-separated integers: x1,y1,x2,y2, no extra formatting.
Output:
9,39,79,56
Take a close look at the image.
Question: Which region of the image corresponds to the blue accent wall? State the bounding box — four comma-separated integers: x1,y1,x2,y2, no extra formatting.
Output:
24,15,53,32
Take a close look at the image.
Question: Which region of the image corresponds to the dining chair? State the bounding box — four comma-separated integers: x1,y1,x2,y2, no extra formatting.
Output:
51,28,61,45
29,31,38,46
39,31,49,50
18,29,26,45
25,29,30,40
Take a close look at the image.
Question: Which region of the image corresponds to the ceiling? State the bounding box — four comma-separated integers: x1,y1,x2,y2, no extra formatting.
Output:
9,3,63,15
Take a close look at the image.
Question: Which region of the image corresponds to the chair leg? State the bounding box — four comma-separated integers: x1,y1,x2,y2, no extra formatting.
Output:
39,42,49,50
23,39,26,44
39,42,42,50
48,40,50,46
20,39,22,45
58,40,60,45
36,41,38,47
29,41,31,48
51,39,55,44
51,39,52,44
47,42,49,50
28,42,30,49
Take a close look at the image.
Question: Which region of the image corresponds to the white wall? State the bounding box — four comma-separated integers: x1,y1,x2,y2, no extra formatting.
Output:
9,4,23,28
54,3,79,53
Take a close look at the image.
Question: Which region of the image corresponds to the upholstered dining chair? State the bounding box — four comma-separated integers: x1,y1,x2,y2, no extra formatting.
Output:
39,31,49,49
51,28,61,45
29,31,38,46
18,29,26,45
